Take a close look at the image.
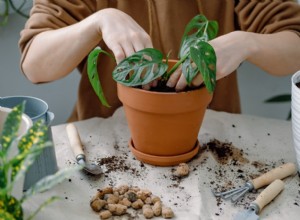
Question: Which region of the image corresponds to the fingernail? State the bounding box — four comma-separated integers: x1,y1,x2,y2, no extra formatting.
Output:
166,81,173,87
152,80,158,87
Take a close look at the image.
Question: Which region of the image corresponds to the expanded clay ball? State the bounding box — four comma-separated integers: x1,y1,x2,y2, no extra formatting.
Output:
131,199,144,209
144,197,152,204
107,204,127,216
118,198,131,207
99,210,112,219
152,201,162,216
96,187,113,199
151,196,161,204
116,185,129,195
90,198,106,212
106,194,119,204
162,206,174,219
125,191,138,202
143,204,154,219
174,163,189,177
137,189,152,201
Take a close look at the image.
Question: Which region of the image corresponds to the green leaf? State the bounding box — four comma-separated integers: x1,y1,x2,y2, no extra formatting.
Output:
0,103,25,154
112,48,168,86
21,165,82,202
0,209,15,220
189,41,216,93
181,58,198,84
206,21,218,40
9,142,51,189
179,14,219,58
10,120,49,183
26,196,60,220
0,195,23,220
180,14,208,47
0,168,6,190
264,94,291,103
87,47,115,107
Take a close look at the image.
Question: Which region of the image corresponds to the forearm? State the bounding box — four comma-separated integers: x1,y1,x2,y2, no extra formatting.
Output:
22,13,101,83
246,31,300,76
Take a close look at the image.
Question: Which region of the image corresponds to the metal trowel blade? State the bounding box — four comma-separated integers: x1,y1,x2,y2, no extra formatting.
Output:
233,209,259,220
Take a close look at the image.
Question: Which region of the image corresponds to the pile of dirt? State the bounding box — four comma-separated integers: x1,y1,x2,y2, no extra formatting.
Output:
202,139,249,164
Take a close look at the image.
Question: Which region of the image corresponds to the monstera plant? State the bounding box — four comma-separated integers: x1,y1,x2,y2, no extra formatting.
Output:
87,14,218,107
86,14,219,166
0,102,81,220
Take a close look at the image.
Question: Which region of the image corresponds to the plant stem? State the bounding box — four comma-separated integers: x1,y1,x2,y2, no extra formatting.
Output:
1,0,29,25
165,53,189,79
8,0,29,18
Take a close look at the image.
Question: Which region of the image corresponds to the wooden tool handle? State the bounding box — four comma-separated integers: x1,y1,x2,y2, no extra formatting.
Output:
251,163,296,189
252,179,284,213
66,123,84,157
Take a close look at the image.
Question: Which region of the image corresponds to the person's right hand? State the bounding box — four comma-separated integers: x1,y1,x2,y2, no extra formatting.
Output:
97,8,153,64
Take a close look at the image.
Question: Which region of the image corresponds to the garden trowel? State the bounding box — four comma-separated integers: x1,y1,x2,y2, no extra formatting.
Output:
66,123,102,175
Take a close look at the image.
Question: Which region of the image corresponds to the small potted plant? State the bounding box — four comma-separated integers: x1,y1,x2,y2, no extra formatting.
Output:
87,14,218,166
0,102,80,219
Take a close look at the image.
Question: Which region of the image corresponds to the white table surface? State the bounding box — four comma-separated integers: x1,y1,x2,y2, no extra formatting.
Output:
23,108,300,220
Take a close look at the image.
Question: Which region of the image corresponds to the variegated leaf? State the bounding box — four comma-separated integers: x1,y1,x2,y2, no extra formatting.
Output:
190,42,216,93
21,165,82,202
10,120,48,182
0,103,24,154
26,196,60,220
0,195,23,220
112,48,168,86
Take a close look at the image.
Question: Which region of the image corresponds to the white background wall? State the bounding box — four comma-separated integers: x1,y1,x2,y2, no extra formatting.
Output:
0,4,294,125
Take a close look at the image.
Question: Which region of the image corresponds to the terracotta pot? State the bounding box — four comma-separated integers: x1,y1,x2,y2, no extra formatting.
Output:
117,60,213,166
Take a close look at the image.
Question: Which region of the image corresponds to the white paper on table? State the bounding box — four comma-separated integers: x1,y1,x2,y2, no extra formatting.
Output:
23,108,300,220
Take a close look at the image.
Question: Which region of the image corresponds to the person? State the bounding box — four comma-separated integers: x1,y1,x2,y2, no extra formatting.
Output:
19,0,300,122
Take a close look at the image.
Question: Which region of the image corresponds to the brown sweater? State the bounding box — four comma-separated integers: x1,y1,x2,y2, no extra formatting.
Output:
19,0,300,122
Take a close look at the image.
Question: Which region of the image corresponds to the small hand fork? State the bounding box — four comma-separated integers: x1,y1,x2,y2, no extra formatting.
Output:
212,163,296,203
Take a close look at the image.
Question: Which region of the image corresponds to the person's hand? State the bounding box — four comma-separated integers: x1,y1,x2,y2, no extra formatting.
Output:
97,8,153,64
166,31,250,91
166,64,204,91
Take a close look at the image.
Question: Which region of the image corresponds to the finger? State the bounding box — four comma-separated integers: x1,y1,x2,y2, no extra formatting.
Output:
143,35,153,49
133,41,145,53
122,43,135,58
175,74,188,92
150,79,158,87
110,44,125,64
142,83,151,90
191,73,203,87
166,65,182,87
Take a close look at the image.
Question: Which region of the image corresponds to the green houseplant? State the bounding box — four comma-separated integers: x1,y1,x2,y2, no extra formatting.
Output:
0,102,80,220
87,14,218,166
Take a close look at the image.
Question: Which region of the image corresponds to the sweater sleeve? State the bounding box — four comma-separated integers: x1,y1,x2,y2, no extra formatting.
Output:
235,0,300,36
18,0,101,71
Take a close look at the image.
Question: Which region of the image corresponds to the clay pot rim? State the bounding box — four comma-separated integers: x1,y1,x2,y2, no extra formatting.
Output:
129,138,200,166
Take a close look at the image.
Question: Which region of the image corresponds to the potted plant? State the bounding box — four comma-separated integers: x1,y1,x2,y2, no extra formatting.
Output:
87,14,218,166
0,102,80,219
